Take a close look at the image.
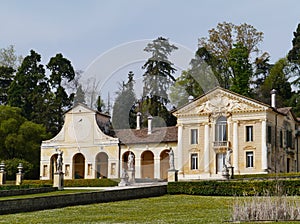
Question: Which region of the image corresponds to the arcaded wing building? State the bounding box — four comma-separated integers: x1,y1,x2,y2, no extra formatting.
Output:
40,87,300,180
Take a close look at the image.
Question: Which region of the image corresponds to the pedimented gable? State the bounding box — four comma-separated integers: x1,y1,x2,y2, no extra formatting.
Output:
174,87,269,117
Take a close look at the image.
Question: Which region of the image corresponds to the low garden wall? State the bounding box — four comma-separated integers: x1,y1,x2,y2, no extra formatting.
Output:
0,185,167,215
0,187,55,197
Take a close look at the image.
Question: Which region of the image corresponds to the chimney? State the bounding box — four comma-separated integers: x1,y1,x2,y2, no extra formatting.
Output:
147,115,153,135
136,112,141,130
188,95,194,103
270,89,277,108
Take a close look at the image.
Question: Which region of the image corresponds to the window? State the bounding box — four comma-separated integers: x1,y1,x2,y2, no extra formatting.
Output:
267,126,272,144
191,153,198,170
246,126,253,142
286,130,293,148
246,151,254,168
191,129,198,144
215,116,227,142
280,130,283,147
43,165,48,177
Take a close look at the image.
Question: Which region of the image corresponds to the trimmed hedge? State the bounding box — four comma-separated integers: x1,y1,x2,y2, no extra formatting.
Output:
167,179,300,196
23,178,119,187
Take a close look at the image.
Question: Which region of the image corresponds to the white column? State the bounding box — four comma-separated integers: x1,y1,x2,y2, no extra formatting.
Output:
261,120,268,171
135,157,141,178
177,125,183,173
233,122,239,172
204,124,210,172
154,156,160,179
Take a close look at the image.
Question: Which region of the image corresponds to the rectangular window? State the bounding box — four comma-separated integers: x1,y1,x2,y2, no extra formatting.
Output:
286,130,293,148
246,151,254,168
65,164,70,176
43,165,48,177
246,126,253,142
191,129,198,144
280,130,283,147
267,126,272,144
191,153,198,170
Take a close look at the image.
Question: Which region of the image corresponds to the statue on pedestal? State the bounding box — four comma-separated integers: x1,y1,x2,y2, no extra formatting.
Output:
56,150,63,173
225,149,232,168
127,152,134,170
168,148,175,170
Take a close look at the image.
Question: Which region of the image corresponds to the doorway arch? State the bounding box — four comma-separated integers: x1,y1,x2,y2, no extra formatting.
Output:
96,152,108,178
122,151,135,170
160,150,169,180
141,150,154,179
50,154,58,180
73,153,85,179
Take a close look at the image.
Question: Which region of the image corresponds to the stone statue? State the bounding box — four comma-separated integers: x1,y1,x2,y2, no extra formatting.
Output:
127,152,134,170
118,168,129,186
168,148,175,170
57,150,63,173
225,149,232,168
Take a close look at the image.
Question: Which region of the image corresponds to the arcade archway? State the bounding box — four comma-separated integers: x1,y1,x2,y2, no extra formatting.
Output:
141,150,154,179
96,152,108,178
73,153,85,179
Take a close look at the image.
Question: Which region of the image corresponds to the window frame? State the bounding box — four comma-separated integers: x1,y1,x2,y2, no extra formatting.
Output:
245,125,253,142
190,128,199,145
246,151,254,168
190,153,199,170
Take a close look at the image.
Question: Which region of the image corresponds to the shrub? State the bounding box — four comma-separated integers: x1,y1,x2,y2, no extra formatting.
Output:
167,179,300,196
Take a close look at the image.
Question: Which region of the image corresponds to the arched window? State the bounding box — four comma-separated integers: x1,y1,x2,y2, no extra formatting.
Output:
215,116,227,142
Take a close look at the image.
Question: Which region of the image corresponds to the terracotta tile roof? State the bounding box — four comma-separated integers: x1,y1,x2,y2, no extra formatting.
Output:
115,126,178,145
276,107,292,115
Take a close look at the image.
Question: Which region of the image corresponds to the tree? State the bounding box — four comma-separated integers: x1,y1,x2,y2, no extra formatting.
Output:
0,105,49,179
112,71,137,129
287,23,300,88
198,22,264,91
8,50,48,121
74,84,86,105
140,37,178,127
0,45,22,69
142,37,178,104
0,66,15,105
228,42,253,97
47,53,75,132
260,58,292,107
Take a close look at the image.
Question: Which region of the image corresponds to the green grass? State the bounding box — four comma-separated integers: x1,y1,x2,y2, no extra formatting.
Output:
0,189,99,201
0,195,299,223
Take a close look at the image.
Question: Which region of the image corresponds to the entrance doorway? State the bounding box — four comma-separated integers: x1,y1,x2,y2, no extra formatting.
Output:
73,153,85,179
96,152,108,178
216,153,226,173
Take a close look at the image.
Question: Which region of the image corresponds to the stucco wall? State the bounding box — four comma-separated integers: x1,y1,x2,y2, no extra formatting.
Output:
0,185,167,215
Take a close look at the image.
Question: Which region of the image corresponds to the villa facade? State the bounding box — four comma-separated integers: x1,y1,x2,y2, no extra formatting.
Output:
40,87,300,181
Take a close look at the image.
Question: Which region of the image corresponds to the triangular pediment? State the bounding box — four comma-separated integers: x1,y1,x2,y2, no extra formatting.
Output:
174,87,270,117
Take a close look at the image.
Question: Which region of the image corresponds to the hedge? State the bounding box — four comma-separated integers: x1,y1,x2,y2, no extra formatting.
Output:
22,178,119,187
167,179,300,196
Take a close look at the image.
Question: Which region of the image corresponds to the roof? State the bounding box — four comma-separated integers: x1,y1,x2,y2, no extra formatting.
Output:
65,103,111,118
115,126,178,145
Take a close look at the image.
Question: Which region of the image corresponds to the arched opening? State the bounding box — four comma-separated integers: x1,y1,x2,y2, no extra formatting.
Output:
122,151,135,170
50,154,58,180
73,153,85,179
96,152,108,178
160,150,169,180
141,150,154,179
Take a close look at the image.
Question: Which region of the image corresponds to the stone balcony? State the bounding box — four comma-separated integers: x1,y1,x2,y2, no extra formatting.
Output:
213,141,230,150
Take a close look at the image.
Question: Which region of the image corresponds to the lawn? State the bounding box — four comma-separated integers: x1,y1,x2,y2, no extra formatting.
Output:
0,195,299,224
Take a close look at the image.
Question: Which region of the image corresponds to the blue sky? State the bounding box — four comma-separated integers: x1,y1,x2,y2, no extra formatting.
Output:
1,0,300,104
1,0,299,70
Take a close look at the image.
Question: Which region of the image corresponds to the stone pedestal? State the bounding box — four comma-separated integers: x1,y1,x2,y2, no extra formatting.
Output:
127,169,135,184
118,169,129,186
0,171,6,185
168,169,178,182
53,172,64,190
16,173,23,185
